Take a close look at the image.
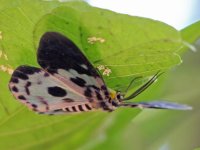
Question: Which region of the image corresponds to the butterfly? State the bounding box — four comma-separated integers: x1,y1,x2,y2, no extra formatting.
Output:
8,32,192,114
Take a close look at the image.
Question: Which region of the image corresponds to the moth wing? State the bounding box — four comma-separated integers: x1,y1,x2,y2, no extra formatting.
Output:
9,66,93,113
37,32,108,101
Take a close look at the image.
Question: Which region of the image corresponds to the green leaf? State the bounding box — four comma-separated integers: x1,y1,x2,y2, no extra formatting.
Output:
33,5,182,91
181,20,200,49
0,0,192,150
125,49,200,150
121,21,200,150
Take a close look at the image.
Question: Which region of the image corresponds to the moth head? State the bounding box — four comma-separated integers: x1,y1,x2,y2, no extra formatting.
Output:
116,91,124,101
108,88,124,102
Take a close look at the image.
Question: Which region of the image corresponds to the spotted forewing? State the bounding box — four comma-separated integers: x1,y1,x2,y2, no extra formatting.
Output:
9,32,110,114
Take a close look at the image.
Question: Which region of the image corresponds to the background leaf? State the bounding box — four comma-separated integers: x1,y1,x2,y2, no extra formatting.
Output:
0,1,198,150
181,20,200,52
33,4,182,91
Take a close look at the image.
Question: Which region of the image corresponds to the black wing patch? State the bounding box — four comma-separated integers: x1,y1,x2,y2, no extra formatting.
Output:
37,32,99,77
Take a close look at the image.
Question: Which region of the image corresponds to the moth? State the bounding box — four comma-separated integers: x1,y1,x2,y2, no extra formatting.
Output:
8,32,192,114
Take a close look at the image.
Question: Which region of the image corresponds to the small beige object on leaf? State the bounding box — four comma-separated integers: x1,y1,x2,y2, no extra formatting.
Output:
97,65,105,71
87,36,105,44
97,37,105,43
0,65,7,72
0,64,14,75
103,68,112,76
7,67,14,75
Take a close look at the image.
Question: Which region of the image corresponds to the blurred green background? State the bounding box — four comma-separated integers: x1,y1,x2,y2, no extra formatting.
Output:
84,1,200,149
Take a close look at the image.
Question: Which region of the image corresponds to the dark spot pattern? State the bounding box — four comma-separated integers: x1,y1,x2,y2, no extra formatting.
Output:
85,104,92,110
70,77,86,87
100,102,111,111
65,108,70,112
25,82,31,95
84,87,92,98
95,91,103,100
10,78,19,83
62,98,74,102
78,105,84,111
104,91,109,97
91,85,100,91
100,101,106,108
87,85,100,91
72,106,77,112
18,95,26,100
31,104,38,111
48,86,67,97
10,66,41,84
13,71,28,80
31,104,37,108
101,85,107,90
101,85,109,98
12,86,18,92
44,72,49,77
112,101,118,107
17,66,40,74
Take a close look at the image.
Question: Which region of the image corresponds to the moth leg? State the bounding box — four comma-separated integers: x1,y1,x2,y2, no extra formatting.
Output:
124,76,142,94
